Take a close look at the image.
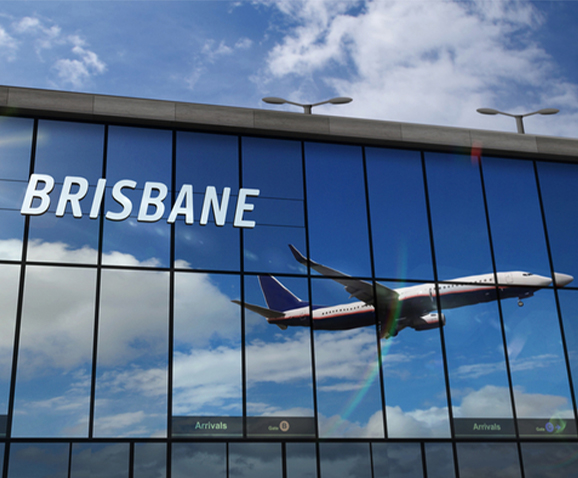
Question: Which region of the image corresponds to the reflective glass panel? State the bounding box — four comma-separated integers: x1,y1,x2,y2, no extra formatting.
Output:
173,272,242,437
134,443,166,478
379,280,450,438
424,443,456,478
244,275,315,438
425,152,492,280
482,157,551,283
558,289,578,410
319,443,371,478
228,443,282,478
175,131,240,271
371,443,424,478
521,443,578,478
366,147,433,281
94,269,168,437
28,121,105,264
7,443,69,478
312,277,384,438
538,160,578,281
304,142,371,277
286,442,317,478
103,126,172,267
12,266,95,437
456,443,521,478
0,265,19,427
242,137,306,274
35,120,104,180
0,116,33,180
70,443,129,478
442,284,514,437
0,116,34,260
0,209,25,259
501,286,575,437
172,443,226,478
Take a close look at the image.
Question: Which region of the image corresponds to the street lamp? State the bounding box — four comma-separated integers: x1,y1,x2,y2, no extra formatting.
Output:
262,96,352,114
476,107,559,134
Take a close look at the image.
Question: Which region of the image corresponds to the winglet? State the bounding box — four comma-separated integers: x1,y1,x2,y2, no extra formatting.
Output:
288,244,308,266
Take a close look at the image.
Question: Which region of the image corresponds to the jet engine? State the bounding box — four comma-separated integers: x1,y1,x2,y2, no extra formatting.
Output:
412,312,446,331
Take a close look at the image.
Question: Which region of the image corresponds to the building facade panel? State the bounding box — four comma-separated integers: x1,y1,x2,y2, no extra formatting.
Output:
0,87,577,476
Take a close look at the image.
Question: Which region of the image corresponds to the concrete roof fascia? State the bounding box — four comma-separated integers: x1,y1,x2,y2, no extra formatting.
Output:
1,85,577,163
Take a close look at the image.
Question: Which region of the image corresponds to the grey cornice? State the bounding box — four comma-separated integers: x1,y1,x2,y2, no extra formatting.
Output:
1,85,577,162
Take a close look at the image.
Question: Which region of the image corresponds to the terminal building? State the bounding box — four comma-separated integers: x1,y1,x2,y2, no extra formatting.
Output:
0,85,577,477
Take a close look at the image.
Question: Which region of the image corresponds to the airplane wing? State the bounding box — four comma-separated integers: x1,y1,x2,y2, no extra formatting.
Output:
288,245,399,306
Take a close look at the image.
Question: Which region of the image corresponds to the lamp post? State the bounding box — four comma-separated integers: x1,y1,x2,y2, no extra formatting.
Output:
262,96,352,114
476,108,559,134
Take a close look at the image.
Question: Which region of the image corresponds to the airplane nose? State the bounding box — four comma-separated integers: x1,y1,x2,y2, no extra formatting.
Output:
554,273,574,287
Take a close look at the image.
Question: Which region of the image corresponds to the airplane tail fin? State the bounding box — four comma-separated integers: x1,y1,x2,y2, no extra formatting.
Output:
258,275,309,311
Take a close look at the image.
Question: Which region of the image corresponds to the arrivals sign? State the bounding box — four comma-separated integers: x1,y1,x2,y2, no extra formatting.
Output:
20,174,260,228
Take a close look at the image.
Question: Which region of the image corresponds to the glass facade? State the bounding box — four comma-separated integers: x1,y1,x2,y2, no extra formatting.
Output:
0,113,577,477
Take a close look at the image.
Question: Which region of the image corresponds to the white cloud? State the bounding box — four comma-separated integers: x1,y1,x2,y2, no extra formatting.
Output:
0,26,18,60
2,239,574,436
53,42,107,89
12,16,61,52
256,0,578,137
1,15,106,89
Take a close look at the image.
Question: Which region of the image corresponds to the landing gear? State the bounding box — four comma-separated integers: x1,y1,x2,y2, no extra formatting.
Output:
518,300,524,307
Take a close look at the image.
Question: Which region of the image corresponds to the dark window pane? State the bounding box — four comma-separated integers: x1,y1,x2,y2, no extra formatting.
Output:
366,147,433,281
305,142,371,277
522,442,578,478
286,443,317,478
229,443,282,478
134,443,166,478
70,443,129,478
425,443,455,478
172,443,226,478
8,443,69,478
320,443,371,478
94,270,168,437
372,443,424,478
457,443,521,478
12,266,95,437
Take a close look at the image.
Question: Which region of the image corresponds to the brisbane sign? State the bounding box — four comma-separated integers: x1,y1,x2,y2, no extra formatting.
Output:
20,174,260,228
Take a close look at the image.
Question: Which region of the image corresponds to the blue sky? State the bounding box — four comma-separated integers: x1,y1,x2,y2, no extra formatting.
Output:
1,1,578,137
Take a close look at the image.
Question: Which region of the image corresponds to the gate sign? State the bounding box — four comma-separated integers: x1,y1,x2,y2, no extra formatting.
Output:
20,174,260,228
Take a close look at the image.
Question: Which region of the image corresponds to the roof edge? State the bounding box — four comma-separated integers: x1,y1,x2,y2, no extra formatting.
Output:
1,85,577,162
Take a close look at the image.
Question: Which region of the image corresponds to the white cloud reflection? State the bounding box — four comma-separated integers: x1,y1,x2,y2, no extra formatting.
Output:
1,239,575,437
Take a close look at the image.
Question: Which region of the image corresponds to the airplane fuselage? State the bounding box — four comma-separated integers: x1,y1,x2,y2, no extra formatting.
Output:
267,271,570,335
